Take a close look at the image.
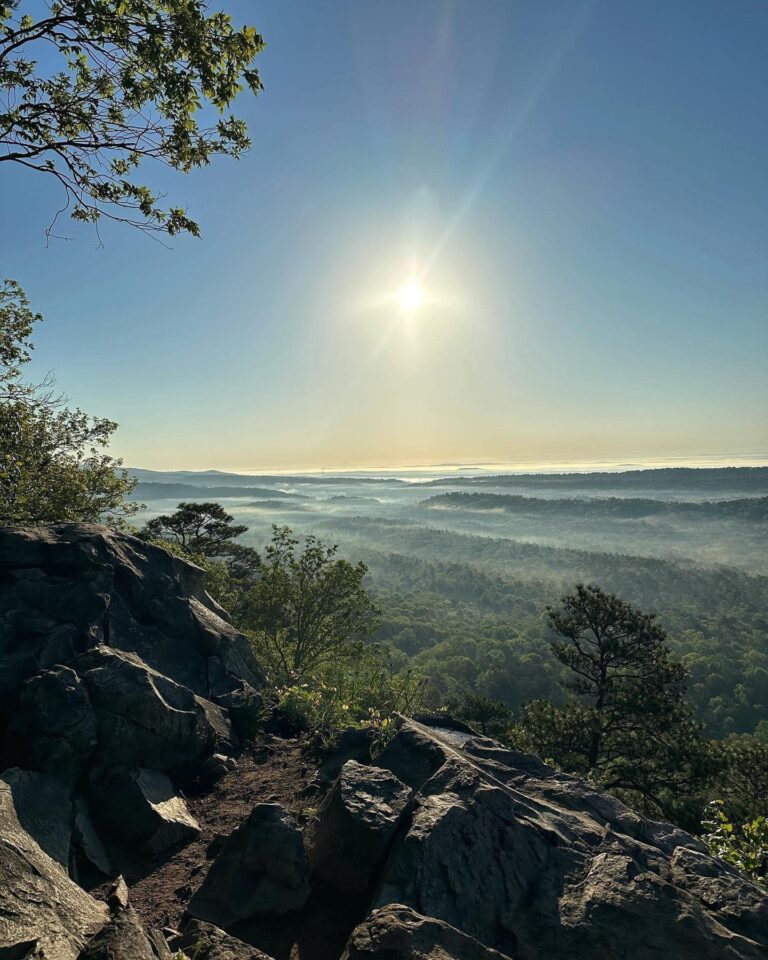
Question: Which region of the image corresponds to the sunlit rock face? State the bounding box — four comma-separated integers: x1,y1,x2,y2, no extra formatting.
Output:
300,716,768,960
365,720,768,960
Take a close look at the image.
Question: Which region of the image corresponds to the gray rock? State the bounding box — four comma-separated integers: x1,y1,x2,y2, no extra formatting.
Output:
191,599,265,693
147,929,174,960
310,760,411,892
213,680,264,741
189,804,310,929
342,904,514,960
77,907,163,960
91,767,200,856
669,845,768,947
78,647,231,773
175,920,275,960
107,876,130,912
5,665,97,786
0,780,107,959
0,524,262,701
0,768,73,868
201,753,238,783
372,718,768,960
375,723,447,790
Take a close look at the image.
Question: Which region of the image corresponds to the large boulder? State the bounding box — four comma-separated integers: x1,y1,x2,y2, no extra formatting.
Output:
0,523,272,952
90,767,200,856
0,780,107,959
342,904,514,960
78,646,232,774
375,722,448,790
4,665,98,786
309,760,411,892
372,719,768,960
188,803,310,930
0,524,263,702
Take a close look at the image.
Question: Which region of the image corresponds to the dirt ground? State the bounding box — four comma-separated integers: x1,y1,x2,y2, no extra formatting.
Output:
96,735,374,959
126,737,317,933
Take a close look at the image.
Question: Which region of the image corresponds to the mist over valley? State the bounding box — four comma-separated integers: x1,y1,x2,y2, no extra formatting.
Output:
129,465,768,739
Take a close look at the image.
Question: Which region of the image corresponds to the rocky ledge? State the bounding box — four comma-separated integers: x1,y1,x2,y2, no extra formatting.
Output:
0,524,766,960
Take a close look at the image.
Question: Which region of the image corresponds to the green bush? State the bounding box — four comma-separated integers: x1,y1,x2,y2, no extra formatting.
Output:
702,800,767,889
270,646,425,750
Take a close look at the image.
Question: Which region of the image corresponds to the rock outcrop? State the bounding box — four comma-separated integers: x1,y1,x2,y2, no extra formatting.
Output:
0,524,263,882
366,721,768,960
0,524,263,701
1,767,74,867
6,664,98,786
0,524,766,960
77,646,233,773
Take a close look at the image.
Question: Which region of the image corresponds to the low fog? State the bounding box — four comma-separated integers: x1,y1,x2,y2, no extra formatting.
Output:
129,467,768,737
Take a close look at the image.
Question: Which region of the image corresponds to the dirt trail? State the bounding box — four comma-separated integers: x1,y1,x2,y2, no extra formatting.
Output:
126,737,315,932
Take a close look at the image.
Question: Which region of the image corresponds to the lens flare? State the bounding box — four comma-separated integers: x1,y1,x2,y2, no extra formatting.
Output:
397,281,424,312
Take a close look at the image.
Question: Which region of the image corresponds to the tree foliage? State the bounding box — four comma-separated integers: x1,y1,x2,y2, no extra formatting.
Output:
713,735,768,823
0,277,38,393
140,500,248,555
246,525,380,685
139,500,260,622
1,0,264,236
0,279,137,523
453,692,511,736
511,584,713,821
546,584,688,768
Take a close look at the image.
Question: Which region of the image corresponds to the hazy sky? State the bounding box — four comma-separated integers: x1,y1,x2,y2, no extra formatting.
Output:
2,0,767,470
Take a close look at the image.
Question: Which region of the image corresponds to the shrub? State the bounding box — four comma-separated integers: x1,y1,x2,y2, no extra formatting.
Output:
702,800,767,889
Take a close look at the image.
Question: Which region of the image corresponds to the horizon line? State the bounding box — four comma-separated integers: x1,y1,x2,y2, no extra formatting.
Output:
126,452,768,478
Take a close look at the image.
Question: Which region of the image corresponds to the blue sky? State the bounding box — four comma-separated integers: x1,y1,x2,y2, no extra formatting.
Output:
2,0,766,470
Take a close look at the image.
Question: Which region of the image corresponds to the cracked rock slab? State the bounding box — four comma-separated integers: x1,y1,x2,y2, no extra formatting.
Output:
372,718,768,960
0,780,107,960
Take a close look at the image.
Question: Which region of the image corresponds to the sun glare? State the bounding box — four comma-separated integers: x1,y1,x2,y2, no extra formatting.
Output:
397,281,424,312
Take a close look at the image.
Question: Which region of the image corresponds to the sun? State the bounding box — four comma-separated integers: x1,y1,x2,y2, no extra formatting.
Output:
397,281,424,312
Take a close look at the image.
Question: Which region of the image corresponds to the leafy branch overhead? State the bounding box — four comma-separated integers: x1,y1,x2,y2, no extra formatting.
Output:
0,0,264,236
